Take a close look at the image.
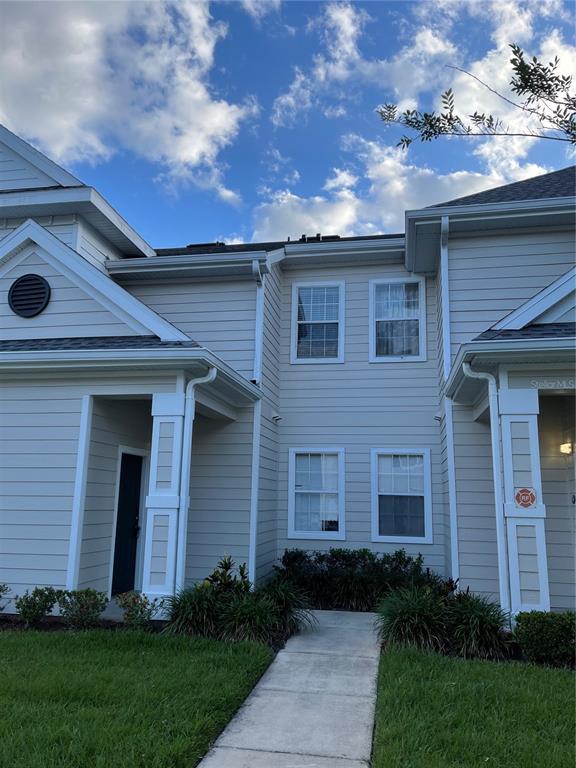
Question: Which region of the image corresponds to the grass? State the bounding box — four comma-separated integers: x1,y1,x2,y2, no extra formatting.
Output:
0,629,273,768
373,647,575,768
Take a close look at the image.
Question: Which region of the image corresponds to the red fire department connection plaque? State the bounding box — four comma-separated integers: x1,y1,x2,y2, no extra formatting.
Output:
515,488,536,508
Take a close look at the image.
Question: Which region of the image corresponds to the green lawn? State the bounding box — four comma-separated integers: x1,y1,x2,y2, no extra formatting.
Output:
0,629,273,768
373,648,575,768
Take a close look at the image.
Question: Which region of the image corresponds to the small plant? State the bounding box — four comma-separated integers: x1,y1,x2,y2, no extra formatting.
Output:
205,555,251,596
116,591,163,630
376,585,447,652
0,583,10,611
446,590,510,660
14,586,59,627
515,611,576,668
58,589,108,629
164,583,221,636
220,592,282,644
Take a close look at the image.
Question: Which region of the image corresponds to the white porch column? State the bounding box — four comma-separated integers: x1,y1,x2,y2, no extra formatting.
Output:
141,392,185,597
499,387,550,613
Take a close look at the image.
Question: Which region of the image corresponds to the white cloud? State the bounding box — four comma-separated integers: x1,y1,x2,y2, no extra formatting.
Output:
323,168,358,191
0,0,256,201
239,0,281,22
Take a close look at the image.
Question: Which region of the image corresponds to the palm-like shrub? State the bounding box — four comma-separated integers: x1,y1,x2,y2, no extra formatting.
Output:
164,583,221,636
376,586,447,652
260,578,315,637
446,591,510,659
220,592,281,644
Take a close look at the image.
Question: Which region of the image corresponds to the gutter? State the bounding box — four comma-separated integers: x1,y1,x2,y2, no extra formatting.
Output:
461,363,511,615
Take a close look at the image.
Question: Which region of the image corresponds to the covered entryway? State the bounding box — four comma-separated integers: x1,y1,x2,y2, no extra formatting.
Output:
111,451,146,595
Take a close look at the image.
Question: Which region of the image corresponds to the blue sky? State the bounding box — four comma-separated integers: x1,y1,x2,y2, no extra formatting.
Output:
0,0,574,248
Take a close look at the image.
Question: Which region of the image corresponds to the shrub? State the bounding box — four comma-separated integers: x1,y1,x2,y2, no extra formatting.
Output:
275,547,449,611
260,577,315,637
205,555,251,596
14,587,59,627
220,592,282,644
0,583,10,610
164,583,221,637
515,611,576,668
58,589,108,629
376,585,447,652
116,591,163,630
446,590,510,660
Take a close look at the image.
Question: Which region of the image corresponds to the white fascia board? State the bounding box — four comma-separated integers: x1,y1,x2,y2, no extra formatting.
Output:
493,267,576,330
446,337,576,397
0,186,155,258
0,348,261,402
0,124,84,188
107,251,270,280
0,219,188,341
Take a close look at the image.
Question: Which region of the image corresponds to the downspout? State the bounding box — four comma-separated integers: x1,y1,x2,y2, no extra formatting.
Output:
249,259,265,584
252,260,264,385
175,366,217,592
440,214,460,582
461,362,511,614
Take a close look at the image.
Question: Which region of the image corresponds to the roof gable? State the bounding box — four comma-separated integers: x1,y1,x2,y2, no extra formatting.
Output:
492,266,576,330
0,124,84,191
0,220,188,341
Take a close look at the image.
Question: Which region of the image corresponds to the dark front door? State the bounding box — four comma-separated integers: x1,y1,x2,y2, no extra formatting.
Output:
111,453,143,595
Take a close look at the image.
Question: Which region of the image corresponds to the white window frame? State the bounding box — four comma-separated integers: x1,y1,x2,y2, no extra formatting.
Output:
288,447,346,540
371,447,433,544
368,276,427,363
290,281,345,364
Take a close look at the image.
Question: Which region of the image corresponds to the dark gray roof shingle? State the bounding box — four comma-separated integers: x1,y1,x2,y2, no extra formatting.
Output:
475,323,576,341
430,166,575,208
0,336,201,352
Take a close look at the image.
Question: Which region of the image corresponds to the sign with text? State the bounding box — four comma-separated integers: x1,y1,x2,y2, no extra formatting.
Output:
515,487,537,508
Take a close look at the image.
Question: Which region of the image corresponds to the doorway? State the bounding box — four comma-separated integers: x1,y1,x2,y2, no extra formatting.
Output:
111,451,145,595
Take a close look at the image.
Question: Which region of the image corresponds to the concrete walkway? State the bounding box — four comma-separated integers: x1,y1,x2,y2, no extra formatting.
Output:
199,610,380,767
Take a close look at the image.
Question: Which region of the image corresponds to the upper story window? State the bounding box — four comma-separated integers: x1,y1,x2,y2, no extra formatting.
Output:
291,282,345,363
288,448,345,540
369,277,426,362
371,448,432,544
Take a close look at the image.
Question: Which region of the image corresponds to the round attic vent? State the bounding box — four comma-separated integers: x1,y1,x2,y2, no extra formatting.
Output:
8,274,51,318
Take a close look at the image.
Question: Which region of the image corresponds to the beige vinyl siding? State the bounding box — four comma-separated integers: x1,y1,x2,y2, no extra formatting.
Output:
0,383,81,598
185,408,254,584
0,247,137,339
79,399,151,592
129,279,257,378
256,265,282,581
77,218,122,271
275,263,446,574
452,403,500,601
0,144,57,190
0,374,178,608
0,215,78,250
448,229,576,361
539,394,575,612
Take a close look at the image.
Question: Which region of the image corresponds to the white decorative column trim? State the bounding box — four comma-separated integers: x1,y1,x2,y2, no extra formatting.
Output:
141,393,185,597
66,395,93,590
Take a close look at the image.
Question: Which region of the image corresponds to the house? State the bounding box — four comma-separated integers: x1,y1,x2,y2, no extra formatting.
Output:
0,124,574,616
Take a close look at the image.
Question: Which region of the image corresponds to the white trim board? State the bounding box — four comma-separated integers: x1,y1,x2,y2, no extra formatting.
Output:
0,219,188,341
0,124,84,188
493,266,576,330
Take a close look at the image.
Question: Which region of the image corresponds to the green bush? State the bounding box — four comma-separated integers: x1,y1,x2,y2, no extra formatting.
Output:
376,586,447,652
164,556,313,645
220,592,282,644
164,583,221,637
115,591,162,630
14,587,59,627
58,589,108,629
275,547,450,611
260,577,315,637
515,611,576,668
0,583,9,610
446,590,510,660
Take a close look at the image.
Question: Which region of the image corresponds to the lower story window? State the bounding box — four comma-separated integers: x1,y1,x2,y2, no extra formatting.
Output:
371,448,432,543
288,449,345,539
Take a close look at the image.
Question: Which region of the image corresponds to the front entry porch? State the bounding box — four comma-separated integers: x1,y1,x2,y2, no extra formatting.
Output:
68,367,260,602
